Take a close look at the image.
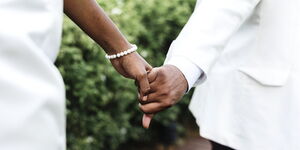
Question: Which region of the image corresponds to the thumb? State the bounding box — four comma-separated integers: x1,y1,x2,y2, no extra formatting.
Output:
137,72,151,101
148,68,159,83
142,114,154,129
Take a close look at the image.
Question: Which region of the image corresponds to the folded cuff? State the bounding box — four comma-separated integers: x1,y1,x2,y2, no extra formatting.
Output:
164,56,204,92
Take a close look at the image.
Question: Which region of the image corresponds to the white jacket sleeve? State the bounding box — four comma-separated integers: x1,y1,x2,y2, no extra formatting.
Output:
165,0,261,90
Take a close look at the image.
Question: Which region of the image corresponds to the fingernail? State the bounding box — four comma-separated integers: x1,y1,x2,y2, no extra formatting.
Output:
142,96,148,101
142,114,151,129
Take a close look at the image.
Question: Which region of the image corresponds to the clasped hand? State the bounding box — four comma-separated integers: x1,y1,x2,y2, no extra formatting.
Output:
111,52,188,129
137,65,188,129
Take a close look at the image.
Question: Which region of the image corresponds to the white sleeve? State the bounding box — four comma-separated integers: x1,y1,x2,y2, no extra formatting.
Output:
164,56,204,92
165,0,261,88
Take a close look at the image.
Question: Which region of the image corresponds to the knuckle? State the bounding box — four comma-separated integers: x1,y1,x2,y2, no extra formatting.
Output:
139,105,147,113
161,88,170,95
159,69,168,78
162,90,172,98
162,100,173,108
143,87,151,93
139,105,151,114
137,72,147,80
169,91,177,98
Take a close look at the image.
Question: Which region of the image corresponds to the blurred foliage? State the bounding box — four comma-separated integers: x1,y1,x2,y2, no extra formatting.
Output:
55,0,196,149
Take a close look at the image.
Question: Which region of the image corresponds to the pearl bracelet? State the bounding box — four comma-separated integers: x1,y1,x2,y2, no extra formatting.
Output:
105,44,138,59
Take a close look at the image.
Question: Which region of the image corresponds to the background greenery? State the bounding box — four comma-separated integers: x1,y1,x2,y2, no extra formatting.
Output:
55,0,196,149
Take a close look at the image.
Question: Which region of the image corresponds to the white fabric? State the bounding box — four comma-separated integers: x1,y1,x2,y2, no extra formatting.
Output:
164,56,203,91
0,0,65,150
165,0,300,149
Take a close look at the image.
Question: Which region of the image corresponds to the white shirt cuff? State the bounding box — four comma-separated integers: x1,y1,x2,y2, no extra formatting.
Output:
164,56,203,92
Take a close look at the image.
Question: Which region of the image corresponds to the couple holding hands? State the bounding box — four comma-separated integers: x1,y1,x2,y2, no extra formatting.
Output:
1,0,300,149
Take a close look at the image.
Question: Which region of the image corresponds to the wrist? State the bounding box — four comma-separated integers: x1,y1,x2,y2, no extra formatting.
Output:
164,57,202,92
105,44,137,60
105,41,132,55
164,65,189,92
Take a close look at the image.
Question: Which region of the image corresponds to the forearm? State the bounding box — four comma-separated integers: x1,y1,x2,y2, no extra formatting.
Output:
64,0,131,55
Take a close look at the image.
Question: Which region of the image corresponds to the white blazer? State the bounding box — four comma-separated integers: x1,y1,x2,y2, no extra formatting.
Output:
0,0,65,150
165,0,300,149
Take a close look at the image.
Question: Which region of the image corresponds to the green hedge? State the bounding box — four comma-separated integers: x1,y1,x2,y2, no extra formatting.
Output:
55,0,196,149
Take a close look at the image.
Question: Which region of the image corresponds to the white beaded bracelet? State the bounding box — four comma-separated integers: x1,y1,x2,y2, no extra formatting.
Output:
105,44,138,59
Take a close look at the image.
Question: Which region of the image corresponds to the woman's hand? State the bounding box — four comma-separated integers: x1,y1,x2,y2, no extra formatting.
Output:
110,52,152,101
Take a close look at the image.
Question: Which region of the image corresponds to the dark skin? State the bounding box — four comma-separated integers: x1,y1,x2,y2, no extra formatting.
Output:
64,0,152,100
139,65,188,128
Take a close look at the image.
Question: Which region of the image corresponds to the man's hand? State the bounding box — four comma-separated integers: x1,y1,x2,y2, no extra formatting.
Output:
111,52,152,100
139,65,188,128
